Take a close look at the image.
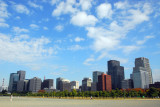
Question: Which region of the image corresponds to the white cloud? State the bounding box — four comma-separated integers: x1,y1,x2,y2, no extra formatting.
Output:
28,1,43,10
15,16,21,20
122,45,140,54
86,27,120,52
12,27,29,34
43,26,48,30
55,25,64,31
83,56,95,65
71,12,98,27
75,37,84,42
52,0,77,16
0,22,9,28
79,0,92,11
136,35,154,45
68,45,84,51
30,24,39,30
13,4,30,14
51,0,59,5
0,1,10,28
0,33,54,64
0,1,10,18
114,1,129,9
96,3,113,19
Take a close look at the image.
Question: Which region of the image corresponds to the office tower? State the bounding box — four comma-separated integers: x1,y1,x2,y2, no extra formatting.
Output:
70,81,79,90
56,77,65,90
60,81,71,92
17,70,26,81
42,79,54,89
134,57,153,84
133,67,149,89
91,82,97,91
8,73,19,92
17,80,25,92
29,77,41,93
121,79,133,89
97,73,112,91
107,60,124,89
24,79,29,92
82,78,92,91
93,71,104,83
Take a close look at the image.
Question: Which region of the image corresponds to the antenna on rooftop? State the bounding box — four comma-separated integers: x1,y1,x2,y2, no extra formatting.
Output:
44,76,45,81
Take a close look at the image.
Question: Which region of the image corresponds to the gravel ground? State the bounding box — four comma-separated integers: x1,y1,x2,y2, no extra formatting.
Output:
0,97,160,107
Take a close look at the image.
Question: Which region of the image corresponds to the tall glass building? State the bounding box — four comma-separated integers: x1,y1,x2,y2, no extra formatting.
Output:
8,73,19,92
107,60,124,89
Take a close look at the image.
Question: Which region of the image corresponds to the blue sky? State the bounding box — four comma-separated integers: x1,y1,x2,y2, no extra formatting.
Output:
0,0,160,87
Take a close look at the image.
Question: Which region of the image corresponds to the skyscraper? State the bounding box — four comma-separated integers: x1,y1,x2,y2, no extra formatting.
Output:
93,71,104,83
60,81,71,92
8,73,19,92
97,73,112,91
107,60,124,89
134,57,153,84
17,70,26,81
70,81,79,90
82,78,92,91
56,77,64,90
121,79,133,89
42,79,54,89
29,77,42,93
133,67,149,89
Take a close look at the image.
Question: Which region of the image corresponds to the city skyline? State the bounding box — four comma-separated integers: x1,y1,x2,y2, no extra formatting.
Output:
0,0,160,86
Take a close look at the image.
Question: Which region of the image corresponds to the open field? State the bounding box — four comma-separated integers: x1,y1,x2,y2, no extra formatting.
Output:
0,97,160,107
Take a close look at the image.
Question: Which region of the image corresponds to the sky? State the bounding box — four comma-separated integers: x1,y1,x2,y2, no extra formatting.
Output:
0,0,160,87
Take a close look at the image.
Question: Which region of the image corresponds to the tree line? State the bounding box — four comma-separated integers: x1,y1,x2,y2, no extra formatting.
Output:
0,87,160,98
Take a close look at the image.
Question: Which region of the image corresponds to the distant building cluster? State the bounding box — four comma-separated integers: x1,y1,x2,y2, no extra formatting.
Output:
3,57,160,93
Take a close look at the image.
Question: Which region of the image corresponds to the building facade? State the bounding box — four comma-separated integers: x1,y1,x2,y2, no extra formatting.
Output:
97,73,112,91
107,60,124,89
60,81,71,92
133,67,149,89
8,73,19,92
93,71,104,83
134,57,153,84
121,79,133,89
70,81,79,90
17,80,25,92
17,70,26,81
149,82,160,88
29,77,42,93
42,79,54,89
82,78,92,91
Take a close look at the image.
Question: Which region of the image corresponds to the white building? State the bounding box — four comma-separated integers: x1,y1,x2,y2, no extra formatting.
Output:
70,81,79,89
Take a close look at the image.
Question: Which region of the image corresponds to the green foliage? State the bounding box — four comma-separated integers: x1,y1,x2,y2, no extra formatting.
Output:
147,87,159,97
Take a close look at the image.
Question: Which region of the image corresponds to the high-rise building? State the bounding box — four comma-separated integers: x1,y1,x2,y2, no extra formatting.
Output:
134,57,153,84
91,82,97,91
121,79,133,89
133,67,149,89
82,78,92,91
29,77,41,93
24,79,29,92
8,73,19,92
107,60,124,89
17,80,25,92
93,71,104,83
97,73,112,91
60,81,71,92
56,77,65,90
42,79,54,89
17,70,26,81
70,81,79,90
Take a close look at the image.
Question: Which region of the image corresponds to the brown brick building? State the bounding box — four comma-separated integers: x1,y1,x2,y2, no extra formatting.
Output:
97,73,112,91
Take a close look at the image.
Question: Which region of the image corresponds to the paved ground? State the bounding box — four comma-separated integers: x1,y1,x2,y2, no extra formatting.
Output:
0,97,160,107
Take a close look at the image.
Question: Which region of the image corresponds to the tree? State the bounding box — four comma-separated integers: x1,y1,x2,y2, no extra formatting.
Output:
72,89,77,97
147,87,159,98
